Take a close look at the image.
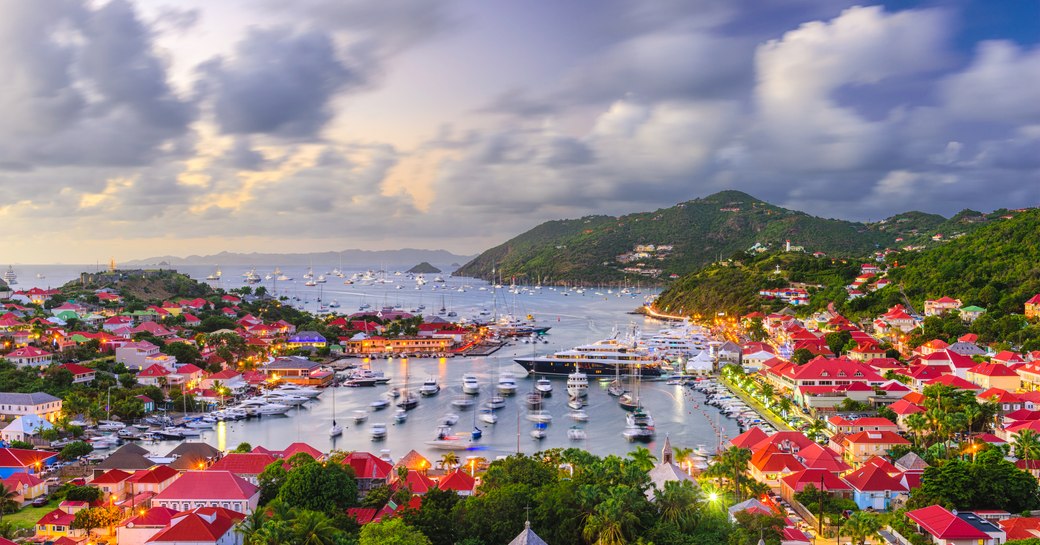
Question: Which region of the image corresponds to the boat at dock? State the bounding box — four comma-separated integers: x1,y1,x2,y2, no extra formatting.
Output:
514,337,663,377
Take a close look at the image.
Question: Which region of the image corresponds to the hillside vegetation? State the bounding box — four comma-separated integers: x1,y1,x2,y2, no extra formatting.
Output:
456,191,896,283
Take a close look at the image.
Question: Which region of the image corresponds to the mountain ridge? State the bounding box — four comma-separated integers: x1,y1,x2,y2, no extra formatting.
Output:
123,248,476,269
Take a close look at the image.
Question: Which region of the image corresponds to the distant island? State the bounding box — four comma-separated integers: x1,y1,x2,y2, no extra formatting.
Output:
407,262,442,274
123,248,475,269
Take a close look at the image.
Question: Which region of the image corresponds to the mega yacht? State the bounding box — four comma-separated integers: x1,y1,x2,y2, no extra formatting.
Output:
3,266,19,285
514,338,664,377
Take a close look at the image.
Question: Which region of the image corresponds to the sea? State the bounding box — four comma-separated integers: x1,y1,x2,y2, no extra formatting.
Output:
8,264,736,460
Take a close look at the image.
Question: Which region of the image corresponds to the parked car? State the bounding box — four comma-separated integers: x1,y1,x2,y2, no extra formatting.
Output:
32,496,49,507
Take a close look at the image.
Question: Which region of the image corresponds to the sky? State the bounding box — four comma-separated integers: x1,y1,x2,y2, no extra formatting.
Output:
1,0,1038,263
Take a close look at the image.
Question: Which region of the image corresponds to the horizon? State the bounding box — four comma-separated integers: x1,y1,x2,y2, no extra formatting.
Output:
2,0,1038,262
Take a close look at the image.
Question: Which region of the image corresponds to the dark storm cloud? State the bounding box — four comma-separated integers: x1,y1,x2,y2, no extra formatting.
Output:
227,138,268,171
204,28,358,138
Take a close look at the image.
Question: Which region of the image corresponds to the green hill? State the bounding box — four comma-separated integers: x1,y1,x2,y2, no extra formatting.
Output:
455,190,897,283
653,207,1039,321
407,262,442,274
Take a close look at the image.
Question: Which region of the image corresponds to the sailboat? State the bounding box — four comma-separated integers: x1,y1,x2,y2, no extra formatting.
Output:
206,266,221,281
397,360,419,410
607,361,625,397
329,388,343,437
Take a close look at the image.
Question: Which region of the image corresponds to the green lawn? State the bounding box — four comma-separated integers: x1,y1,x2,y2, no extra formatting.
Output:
3,501,56,531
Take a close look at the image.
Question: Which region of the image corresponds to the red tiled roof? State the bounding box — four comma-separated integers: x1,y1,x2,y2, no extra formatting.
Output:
344,452,393,481
124,506,179,527
59,363,93,375
844,431,910,446
147,510,239,543
731,426,770,449
280,443,323,460
128,465,179,485
888,399,925,415
2,472,43,487
175,364,203,374
438,470,476,492
392,469,435,495
796,444,850,473
154,471,258,501
753,431,815,452
38,508,75,527
751,446,806,473
781,468,851,492
974,433,1006,444
978,388,1021,403
925,374,982,391
999,517,1040,541
91,469,132,485
0,448,57,468
207,453,277,475
906,505,990,540
863,456,901,475
139,364,171,378
968,363,1020,377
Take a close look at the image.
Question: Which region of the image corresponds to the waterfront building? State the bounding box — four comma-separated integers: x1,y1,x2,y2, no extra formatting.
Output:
153,471,259,513
345,335,453,355
0,392,61,422
285,331,327,349
342,452,393,495
826,416,899,435
263,357,334,387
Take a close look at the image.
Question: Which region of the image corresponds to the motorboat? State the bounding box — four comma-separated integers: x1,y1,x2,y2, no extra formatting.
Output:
275,384,321,398
178,427,202,437
97,420,125,431
567,398,583,410
535,378,553,396
484,396,506,410
451,397,475,409
352,410,369,423
426,426,475,450
569,410,589,422
184,419,214,429
370,423,388,441
397,391,419,410
524,392,543,409
157,428,185,440
526,410,552,424
394,409,408,423
257,403,291,415
419,378,441,397
568,427,587,441
567,369,588,398
497,373,518,396
370,398,390,411
622,424,655,442
478,409,498,424
530,424,547,440
440,413,460,426
462,374,480,395
514,337,663,377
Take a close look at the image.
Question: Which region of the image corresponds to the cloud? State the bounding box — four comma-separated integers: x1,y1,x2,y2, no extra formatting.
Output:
940,41,1040,123
203,27,359,138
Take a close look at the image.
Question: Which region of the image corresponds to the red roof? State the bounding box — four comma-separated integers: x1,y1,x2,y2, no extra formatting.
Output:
128,465,179,485
343,452,393,481
2,472,43,488
978,388,1021,403
38,508,75,527
91,469,132,485
888,399,925,415
999,517,1040,540
844,431,910,446
393,469,436,495
753,431,815,452
731,427,769,449
438,470,476,492
280,443,323,460
1004,409,1040,422
968,363,1020,377
844,463,907,492
6,346,51,358
863,455,901,475
139,364,171,378
0,448,56,468
751,446,806,473
175,364,203,375
125,506,179,527
154,471,257,501
975,433,1007,444
147,509,243,543
207,453,277,475
59,363,93,375
925,374,982,391
906,505,990,540
781,468,851,492
796,444,850,473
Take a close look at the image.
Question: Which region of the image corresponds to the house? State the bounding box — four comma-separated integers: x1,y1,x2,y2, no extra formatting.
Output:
827,416,899,435
0,447,58,478
966,363,1021,392
342,452,393,495
2,472,47,500
127,465,181,495
438,470,477,496
167,443,222,471
263,357,334,387
153,471,259,513
924,297,962,316
138,364,173,387
998,517,1040,541
206,453,277,485
977,388,1023,415
58,363,96,384
959,306,986,323
146,507,246,545
749,444,805,486
116,341,166,370
842,431,910,467
172,364,204,389
843,463,907,511
904,505,1005,545
285,331,327,349
35,508,81,540
94,444,159,476
91,469,133,498
199,370,247,394
103,316,135,331
779,468,851,503
1025,294,1040,320
117,507,179,545
1,414,54,443
646,437,696,496
0,392,62,422
5,346,52,367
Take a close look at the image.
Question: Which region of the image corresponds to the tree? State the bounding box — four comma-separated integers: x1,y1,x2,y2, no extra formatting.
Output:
291,510,338,545
654,480,702,532
0,485,16,522
825,331,852,356
844,511,881,545
71,505,122,533
277,460,358,515
258,460,288,505
806,419,827,443
904,413,928,447
703,447,754,502
59,441,94,461
234,442,253,453
401,486,460,545
439,451,459,470
65,485,103,503
118,372,137,389
1014,429,1040,462
162,342,202,364
791,348,815,365
582,488,641,545
359,518,432,545
627,446,658,473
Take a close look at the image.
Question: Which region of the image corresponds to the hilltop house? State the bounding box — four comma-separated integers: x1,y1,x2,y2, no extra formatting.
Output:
0,392,62,422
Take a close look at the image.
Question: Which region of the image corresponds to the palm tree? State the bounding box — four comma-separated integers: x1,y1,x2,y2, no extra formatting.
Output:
0,484,16,524
760,383,775,402
582,491,639,545
844,511,881,545
963,404,982,437
439,451,459,470
777,398,793,418
654,480,701,531
806,419,826,442
627,446,657,472
904,413,928,447
292,510,337,545
704,446,753,502
236,508,269,544
672,446,694,471
1014,430,1040,462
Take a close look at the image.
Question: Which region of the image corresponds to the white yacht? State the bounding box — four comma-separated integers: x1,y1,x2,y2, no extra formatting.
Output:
567,368,588,398
419,378,441,397
514,337,663,377
462,374,480,395
370,423,388,440
535,378,553,396
497,372,518,396
275,384,321,398
2,266,17,285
